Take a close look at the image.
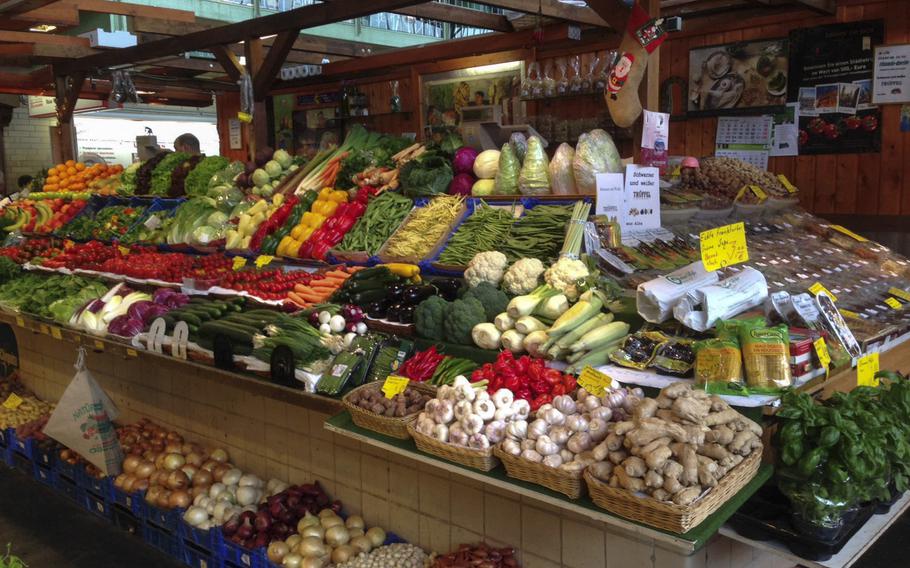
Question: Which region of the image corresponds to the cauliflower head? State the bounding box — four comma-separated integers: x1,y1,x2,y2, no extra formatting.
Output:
544,257,589,301
501,258,545,295
464,250,509,288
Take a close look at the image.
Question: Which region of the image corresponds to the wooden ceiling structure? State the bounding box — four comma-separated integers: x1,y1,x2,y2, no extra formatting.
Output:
0,0,835,158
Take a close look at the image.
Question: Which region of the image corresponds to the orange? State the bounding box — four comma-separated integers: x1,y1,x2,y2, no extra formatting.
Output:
46,176,59,184
45,184,58,191
66,167,76,176
55,165,66,174
75,162,85,171
65,159,75,167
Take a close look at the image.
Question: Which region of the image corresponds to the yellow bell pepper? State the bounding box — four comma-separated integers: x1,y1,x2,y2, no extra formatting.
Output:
277,236,295,257
290,225,305,240
300,211,326,228
298,225,316,242
328,190,349,203
312,200,338,217
319,187,335,199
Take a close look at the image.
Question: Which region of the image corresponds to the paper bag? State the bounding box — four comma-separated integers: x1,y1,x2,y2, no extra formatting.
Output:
673,267,769,332
43,348,123,476
636,261,719,323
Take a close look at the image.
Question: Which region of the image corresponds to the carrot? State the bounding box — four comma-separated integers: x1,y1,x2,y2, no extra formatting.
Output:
295,290,328,303
286,292,310,307
309,281,339,290
324,270,351,278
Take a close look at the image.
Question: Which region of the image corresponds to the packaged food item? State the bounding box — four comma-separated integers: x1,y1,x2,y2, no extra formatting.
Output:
609,331,667,369
740,320,792,392
650,339,695,376
673,267,769,332
694,322,744,393
636,260,719,323
548,143,577,195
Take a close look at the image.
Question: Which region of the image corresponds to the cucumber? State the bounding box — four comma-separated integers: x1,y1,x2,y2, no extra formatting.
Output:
198,321,258,344
240,309,281,320
222,315,273,328
170,312,203,327
350,266,392,281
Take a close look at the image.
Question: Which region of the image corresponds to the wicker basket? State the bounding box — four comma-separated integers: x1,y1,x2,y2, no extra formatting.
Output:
343,382,436,439
583,451,761,533
407,422,499,472
494,445,585,499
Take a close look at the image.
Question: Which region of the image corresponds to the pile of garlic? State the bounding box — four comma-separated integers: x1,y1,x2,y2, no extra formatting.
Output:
500,387,643,471
414,376,530,450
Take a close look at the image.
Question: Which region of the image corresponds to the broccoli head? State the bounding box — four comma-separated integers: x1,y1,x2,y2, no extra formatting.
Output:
414,295,449,340
443,297,486,345
463,281,509,320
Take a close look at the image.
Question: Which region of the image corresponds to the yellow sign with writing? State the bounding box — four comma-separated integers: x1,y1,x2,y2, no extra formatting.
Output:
93,340,105,351
237,111,253,123
778,174,798,194
750,185,768,201
830,225,868,242
254,255,274,269
809,282,837,303
50,327,62,340
232,257,247,271
885,297,903,310
39,324,49,335
839,309,861,320
888,287,910,302
2,393,23,410
857,352,880,387
813,338,831,376
126,348,138,358
699,222,748,272
382,375,409,399
578,366,613,397
15,317,24,328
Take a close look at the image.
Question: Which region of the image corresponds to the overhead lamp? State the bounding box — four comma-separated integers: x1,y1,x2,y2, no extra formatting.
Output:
239,56,247,66
29,24,57,32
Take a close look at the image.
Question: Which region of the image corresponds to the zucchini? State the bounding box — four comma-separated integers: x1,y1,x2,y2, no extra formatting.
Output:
345,278,393,294
170,312,203,327
199,321,258,344
350,266,393,281
240,309,282,320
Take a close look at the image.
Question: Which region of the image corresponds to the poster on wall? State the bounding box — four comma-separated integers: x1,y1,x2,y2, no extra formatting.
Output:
687,39,789,116
788,20,883,154
873,44,910,104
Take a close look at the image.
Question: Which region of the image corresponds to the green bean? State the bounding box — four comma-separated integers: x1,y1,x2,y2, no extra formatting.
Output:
438,202,516,265
499,204,575,262
338,192,413,254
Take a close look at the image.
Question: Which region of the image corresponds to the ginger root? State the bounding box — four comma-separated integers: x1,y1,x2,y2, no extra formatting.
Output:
673,486,703,506
623,456,648,478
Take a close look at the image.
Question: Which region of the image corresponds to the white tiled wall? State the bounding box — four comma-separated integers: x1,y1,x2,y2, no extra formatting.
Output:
2,106,55,186
15,330,791,568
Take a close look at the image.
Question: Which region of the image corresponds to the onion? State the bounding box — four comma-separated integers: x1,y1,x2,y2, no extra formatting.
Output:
298,537,325,557
300,558,323,568
165,442,182,454
320,515,343,529
156,490,171,509
167,470,190,491
135,462,155,479
201,460,217,472
349,535,372,554
267,541,290,563
122,476,137,493
155,453,167,470
192,469,213,488
209,448,229,463
348,528,364,538
221,468,242,486
190,486,209,499
236,486,259,507
345,515,364,531
163,453,185,472
181,443,198,455
282,553,302,568
169,490,191,509
133,479,149,492
114,474,127,489
123,455,140,474
366,527,386,547
300,525,324,540
208,483,226,499
213,464,230,482
181,464,198,481
184,452,203,467
324,525,350,547
285,535,302,549
331,545,356,564
184,506,208,526
318,509,336,519
238,474,262,488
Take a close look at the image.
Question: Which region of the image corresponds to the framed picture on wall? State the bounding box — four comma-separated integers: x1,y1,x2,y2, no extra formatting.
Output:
687,39,789,116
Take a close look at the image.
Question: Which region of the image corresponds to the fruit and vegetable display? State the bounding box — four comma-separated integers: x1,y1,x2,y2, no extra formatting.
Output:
41,160,125,195
0,197,89,235
59,203,148,242
431,543,519,568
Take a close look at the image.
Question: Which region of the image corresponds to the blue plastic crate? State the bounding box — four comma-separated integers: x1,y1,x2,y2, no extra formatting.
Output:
31,443,55,468
55,472,79,502
55,457,81,480
145,503,182,533
181,519,220,553
110,486,147,517
10,433,32,458
182,540,219,568
33,463,54,488
76,468,111,495
10,449,31,475
144,521,183,561
221,538,265,568
112,503,144,537
0,445,11,468
0,427,8,448
81,488,111,520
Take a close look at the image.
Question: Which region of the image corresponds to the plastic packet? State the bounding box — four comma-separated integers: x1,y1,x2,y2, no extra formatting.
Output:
740,320,792,392
556,59,570,95
583,55,600,93
650,339,696,376
694,321,744,394
542,60,557,98
548,143,577,195
609,331,668,370
569,56,583,93
518,136,550,196
572,129,623,194
494,143,520,195
595,51,615,92
523,62,543,99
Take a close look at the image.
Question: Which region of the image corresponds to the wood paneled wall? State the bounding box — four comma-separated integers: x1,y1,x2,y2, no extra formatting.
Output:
659,0,910,216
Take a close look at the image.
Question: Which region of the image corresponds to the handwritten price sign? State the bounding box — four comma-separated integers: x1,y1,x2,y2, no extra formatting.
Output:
699,222,748,272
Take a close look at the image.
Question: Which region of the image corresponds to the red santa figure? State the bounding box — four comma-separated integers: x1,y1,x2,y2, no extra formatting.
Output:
607,53,635,100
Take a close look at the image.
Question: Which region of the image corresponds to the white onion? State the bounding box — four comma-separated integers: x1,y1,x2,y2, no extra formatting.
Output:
221,468,242,486
235,486,260,506
208,483,226,499
298,537,325,557
324,525,350,547
183,506,208,527
238,474,262,488
366,527,386,547
282,552,302,568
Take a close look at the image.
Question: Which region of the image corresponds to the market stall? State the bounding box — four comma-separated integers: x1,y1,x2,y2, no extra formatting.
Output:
0,0,909,567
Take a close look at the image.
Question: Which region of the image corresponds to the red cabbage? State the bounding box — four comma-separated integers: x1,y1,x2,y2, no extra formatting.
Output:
453,147,479,175
145,305,170,321
448,173,475,196
153,288,176,304
86,299,106,313
127,301,154,322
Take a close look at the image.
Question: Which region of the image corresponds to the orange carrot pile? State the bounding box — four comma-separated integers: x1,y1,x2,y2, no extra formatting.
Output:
286,265,364,308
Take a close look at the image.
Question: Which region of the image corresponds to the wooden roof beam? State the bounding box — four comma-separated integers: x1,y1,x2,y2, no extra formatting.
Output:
473,0,609,28
584,0,631,34
393,3,513,32
0,0,58,16
0,3,79,31
253,30,299,99
211,45,243,83
66,0,196,23
57,0,426,73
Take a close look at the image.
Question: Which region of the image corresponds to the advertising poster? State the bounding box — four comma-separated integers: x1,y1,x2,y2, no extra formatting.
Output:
788,20,883,154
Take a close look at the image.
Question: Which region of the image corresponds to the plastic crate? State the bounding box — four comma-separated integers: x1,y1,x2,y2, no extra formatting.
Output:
112,503,144,537
55,457,81,480
77,468,111,495
180,519,220,554
110,486,147,518
31,443,55,469
0,427,8,448
10,450,31,475
33,463,54,488
0,446,11,468
55,472,79,502
10,433,32,458
144,521,183,561
221,537,265,568
145,503,182,533
182,540,219,568
81,488,111,520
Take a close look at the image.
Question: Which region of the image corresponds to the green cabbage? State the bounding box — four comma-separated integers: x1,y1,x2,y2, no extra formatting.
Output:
518,136,550,196
494,143,519,195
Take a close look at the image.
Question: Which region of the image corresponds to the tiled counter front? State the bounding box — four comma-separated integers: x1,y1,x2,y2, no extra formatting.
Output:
14,330,789,568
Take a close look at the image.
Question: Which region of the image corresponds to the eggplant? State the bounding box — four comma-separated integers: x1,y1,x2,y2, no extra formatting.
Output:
402,285,436,305
385,303,406,323
365,300,388,319
398,305,416,324
386,282,407,302
430,278,463,301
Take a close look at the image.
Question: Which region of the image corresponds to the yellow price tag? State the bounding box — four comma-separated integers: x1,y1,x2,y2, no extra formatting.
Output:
39,324,49,335
749,185,768,201
15,317,24,328
578,366,613,397
809,282,837,302
382,375,409,399
670,164,682,177
2,393,23,410
50,327,62,340
813,338,831,375
254,255,274,269
839,309,861,320
830,225,868,242
857,352,879,387
126,348,138,358
93,340,105,351
232,257,247,271
237,111,253,123
778,174,798,194
888,287,910,302
885,297,903,310
699,222,748,272
118,246,130,256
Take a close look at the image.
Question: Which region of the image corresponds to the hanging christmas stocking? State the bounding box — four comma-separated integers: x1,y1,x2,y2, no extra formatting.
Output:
605,4,669,128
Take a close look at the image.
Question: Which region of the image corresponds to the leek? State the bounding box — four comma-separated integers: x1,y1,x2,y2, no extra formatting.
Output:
506,284,561,319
